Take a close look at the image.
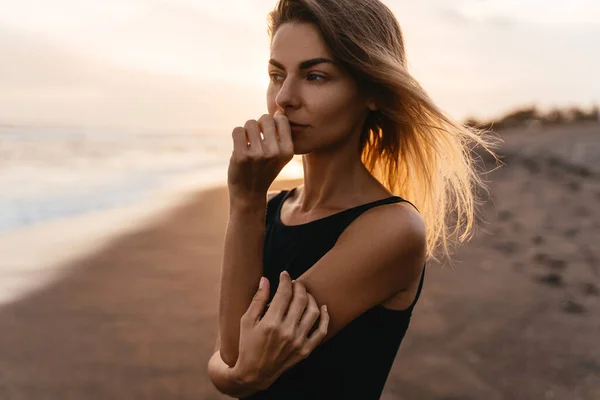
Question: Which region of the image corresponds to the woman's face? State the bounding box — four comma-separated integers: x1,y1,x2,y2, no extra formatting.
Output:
267,22,374,155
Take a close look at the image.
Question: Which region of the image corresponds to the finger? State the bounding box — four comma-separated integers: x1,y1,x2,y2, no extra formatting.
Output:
258,114,280,156
306,305,329,348
264,271,293,321
273,113,293,154
244,119,264,153
297,292,320,338
231,127,247,153
283,281,308,327
244,277,270,325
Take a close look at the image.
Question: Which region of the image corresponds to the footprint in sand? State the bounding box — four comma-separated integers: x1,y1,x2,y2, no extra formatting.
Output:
563,300,586,314
580,282,599,297
521,158,541,174
533,253,567,270
563,228,579,238
535,272,564,287
513,261,525,273
497,210,512,222
566,180,582,192
572,206,590,218
547,258,567,270
493,241,519,254
531,235,545,245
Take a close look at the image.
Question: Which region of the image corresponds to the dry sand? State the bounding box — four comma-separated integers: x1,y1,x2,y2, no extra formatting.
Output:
0,124,598,399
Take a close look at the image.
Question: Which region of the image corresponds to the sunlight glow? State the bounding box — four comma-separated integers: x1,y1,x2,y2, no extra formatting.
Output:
0,0,598,128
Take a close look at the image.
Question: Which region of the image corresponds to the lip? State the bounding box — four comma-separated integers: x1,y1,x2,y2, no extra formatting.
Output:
290,124,308,132
289,121,309,127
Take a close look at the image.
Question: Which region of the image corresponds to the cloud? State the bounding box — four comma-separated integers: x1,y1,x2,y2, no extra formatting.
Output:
440,7,517,28
0,0,274,82
0,25,268,133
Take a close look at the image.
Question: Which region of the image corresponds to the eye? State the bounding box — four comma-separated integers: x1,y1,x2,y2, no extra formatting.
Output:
307,73,326,82
269,73,283,83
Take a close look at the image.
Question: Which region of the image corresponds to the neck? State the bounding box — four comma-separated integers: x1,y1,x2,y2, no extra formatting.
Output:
298,141,385,212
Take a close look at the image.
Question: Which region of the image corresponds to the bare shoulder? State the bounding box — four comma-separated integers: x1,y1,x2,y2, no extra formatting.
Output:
339,200,425,249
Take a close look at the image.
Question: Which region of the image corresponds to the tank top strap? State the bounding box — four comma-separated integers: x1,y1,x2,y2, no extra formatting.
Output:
338,193,419,227
266,190,289,224
408,263,426,310
276,188,419,213
269,187,420,230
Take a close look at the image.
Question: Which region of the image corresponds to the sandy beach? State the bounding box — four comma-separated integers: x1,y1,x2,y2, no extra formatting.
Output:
0,124,599,399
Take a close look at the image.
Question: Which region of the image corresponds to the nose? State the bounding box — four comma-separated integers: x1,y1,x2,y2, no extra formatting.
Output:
275,77,301,111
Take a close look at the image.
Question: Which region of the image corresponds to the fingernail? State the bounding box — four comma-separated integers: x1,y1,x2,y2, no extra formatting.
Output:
323,305,328,312
281,270,289,278
259,277,266,289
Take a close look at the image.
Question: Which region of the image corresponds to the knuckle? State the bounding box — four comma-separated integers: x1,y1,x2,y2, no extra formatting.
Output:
314,304,324,314
262,148,278,159
274,114,288,123
248,150,265,160
299,348,311,359
278,282,292,295
237,153,251,162
230,153,246,163
307,309,320,321
299,289,308,301
294,280,306,292
262,322,277,333
281,331,295,343
259,113,274,123
247,369,263,386
244,119,258,128
296,293,308,306
281,147,294,158
292,337,304,350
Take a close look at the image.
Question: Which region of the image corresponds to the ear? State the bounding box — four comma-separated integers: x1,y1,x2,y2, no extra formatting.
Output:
367,99,377,111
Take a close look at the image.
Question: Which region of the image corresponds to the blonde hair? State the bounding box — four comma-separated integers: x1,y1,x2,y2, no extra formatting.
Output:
267,0,503,264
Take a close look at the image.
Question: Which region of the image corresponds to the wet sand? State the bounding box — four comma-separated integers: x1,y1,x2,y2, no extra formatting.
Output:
0,124,599,399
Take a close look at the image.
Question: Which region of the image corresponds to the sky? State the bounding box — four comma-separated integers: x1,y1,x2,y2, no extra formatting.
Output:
0,0,598,133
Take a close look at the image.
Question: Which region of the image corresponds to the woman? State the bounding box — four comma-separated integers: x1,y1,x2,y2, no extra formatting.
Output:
208,0,500,398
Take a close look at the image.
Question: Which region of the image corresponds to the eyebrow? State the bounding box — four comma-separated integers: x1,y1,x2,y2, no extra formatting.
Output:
268,57,337,70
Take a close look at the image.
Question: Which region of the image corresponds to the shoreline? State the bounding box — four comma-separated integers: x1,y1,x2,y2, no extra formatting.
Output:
0,177,303,308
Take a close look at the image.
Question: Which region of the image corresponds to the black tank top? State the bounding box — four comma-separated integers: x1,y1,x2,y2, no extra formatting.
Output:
241,188,426,400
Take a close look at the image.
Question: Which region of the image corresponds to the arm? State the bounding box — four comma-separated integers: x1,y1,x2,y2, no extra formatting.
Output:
218,198,266,368
293,202,427,344
219,111,293,369
218,191,279,367
208,329,259,397
207,350,261,398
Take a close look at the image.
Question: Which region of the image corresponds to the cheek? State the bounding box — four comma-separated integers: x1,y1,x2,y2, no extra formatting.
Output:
313,89,361,126
266,87,277,114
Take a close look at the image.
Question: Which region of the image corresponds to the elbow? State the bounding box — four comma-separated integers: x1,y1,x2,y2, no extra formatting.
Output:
207,352,234,395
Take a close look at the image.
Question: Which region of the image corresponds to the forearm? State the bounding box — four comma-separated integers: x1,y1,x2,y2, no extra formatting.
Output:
208,351,261,398
219,196,267,367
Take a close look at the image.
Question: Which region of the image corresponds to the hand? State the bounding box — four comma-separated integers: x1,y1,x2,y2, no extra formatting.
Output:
227,112,294,205
233,271,329,390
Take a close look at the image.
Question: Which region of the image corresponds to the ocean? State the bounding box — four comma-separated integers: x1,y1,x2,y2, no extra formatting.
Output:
0,126,303,234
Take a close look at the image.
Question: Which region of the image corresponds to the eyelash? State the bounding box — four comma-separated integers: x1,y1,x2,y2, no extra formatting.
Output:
269,73,327,83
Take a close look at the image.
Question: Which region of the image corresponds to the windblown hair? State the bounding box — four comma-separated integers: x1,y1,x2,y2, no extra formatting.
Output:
267,0,503,264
